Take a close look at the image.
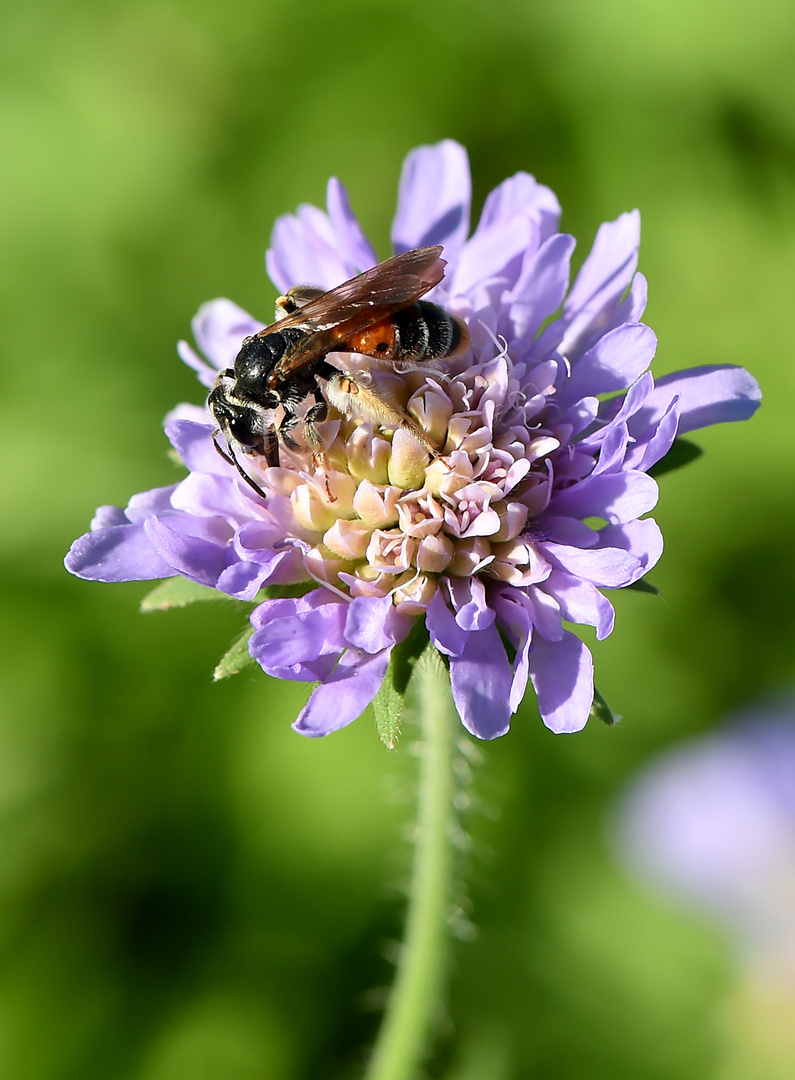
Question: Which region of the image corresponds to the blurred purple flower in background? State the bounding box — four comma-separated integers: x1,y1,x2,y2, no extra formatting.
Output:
616,703,795,979
66,140,761,739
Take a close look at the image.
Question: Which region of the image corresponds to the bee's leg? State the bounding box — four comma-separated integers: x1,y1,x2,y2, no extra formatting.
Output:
304,392,329,453
278,410,302,451
325,373,440,460
277,403,335,499
303,391,336,501
261,424,280,468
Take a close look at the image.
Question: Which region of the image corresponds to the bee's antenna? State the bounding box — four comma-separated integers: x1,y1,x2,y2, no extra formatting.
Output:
211,431,268,500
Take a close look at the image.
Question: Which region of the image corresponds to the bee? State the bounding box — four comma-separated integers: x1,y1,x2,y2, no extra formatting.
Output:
208,245,468,496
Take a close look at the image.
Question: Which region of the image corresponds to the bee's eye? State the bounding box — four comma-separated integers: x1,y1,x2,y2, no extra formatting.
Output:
228,414,261,448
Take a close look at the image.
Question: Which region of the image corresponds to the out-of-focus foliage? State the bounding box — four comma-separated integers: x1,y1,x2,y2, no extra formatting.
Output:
1,0,792,1076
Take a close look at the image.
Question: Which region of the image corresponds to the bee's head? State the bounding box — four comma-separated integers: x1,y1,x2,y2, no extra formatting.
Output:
208,373,268,452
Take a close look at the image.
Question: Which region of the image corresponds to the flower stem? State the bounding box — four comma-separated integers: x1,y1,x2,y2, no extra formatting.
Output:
364,649,455,1080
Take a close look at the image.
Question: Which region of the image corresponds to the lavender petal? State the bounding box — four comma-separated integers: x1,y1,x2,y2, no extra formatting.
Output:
391,140,471,262
143,517,234,587
345,594,412,653
65,524,175,582
476,172,561,243
508,233,576,346
191,298,263,371
326,178,378,271
540,569,615,640
557,323,657,409
293,647,393,736
541,541,642,588
529,630,594,733
267,210,353,293
426,586,470,657
249,599,347,670
550,471,659,525
450,624,513,739
558,210,641,360
630,365,762,438
449,213,535,297
165,418,230,476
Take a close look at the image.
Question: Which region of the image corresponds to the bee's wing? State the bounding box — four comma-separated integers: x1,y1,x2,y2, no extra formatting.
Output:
264,246,446,381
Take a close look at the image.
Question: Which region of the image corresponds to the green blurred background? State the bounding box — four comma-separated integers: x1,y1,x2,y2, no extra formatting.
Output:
1,0,793,1076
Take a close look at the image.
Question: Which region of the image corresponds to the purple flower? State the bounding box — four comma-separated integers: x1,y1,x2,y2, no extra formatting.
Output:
66,140,761,739
615,703,795,973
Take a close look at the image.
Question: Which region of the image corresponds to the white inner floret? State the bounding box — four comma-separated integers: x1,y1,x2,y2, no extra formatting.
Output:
256,355,560,614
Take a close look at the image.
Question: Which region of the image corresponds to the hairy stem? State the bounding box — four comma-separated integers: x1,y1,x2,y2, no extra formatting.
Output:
365,649,455,1080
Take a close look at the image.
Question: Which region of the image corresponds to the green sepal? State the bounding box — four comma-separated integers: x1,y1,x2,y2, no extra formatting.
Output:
141,578,228,612
372,622,431,749
213,626,255,681
625,578,661,596
142,578,319,615
647,437,703,478
590,686,622,726
254,582,318,602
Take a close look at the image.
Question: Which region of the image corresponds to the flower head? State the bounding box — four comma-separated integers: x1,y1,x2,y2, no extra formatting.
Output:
66,140,761,739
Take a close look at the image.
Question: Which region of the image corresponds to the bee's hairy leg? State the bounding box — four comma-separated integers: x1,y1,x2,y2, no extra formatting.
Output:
278,410,302,452
303,393,336,501
303,393,329,452
325,372,441,461
262,425,280,468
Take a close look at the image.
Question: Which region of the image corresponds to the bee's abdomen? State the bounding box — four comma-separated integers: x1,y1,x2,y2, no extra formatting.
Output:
392,302,467,364
344,304,468,365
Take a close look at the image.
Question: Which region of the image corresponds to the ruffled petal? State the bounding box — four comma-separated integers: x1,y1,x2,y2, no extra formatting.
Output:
165,418,230,476
249,600,348,671
630,365,762,438
557,323,657,409
326,178,378,271
593,422,631,475
191,299,263,371
266,655,338,685
558,210,641,360
65,524,175,582
293,647,392,736
597,519,664,580
177,340,218,389
143,517,234,586
539,569,615,640
124,485,180,522
345,594,412,653
426,587,469,657
171,471,253,523
584,372,655,446
449,213,534,297
476,172,561,243
550,470,659,525
449,577,496,632
450,623,513,739
215,560,269,600
508,233,576,347
527,588,563,641
625,398,680,472
90,505,128,529
267,209,353,293
617,271,648,324
391,140,471,262
529,630,594,733
541,541,641,588
492,588,534,712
